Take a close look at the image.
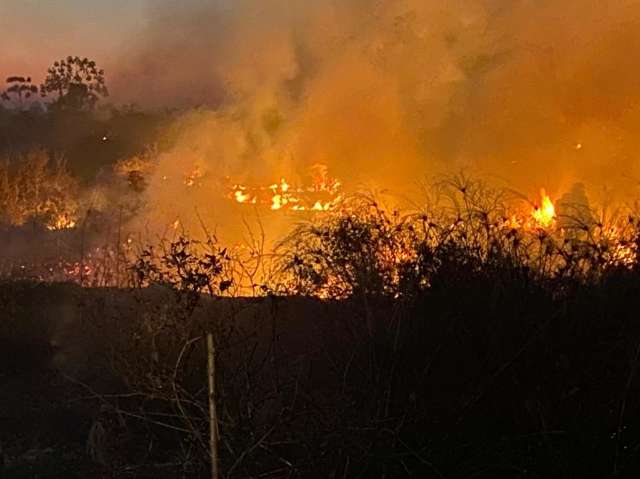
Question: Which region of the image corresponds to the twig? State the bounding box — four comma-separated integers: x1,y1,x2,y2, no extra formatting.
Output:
613,338,640,475
226,425,276,478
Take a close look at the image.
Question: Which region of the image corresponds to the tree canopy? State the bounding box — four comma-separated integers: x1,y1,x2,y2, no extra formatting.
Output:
40,56,108,111
1,77,39,109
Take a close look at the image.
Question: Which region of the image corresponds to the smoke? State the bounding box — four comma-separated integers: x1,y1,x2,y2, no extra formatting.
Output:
108,0,640,240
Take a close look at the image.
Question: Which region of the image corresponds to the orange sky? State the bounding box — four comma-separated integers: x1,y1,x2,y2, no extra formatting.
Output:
0,0,146,85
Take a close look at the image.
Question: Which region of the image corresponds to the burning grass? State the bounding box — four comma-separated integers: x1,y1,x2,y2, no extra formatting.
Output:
227,164,343,212
0,149,79,231
275,176,640,300
2,171,639,297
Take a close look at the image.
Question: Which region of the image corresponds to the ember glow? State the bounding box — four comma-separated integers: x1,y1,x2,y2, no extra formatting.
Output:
184,167,204,187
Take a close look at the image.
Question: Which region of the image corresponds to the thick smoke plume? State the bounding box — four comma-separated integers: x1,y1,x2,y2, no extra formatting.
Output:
109,0,640,240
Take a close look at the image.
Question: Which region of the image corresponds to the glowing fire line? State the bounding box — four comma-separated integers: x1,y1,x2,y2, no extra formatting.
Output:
227,164,343,213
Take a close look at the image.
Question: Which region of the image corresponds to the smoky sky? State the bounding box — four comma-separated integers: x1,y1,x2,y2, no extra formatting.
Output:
94,0,640,242
5,0,640,228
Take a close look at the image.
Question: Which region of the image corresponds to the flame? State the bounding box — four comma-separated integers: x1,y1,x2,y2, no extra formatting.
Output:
227,165,343,213
502,214,522,230
184,166,204,187
312,201,332,211
310,164,341,194
531,189,556,228
46,214,77,231
603,225,637,267
233,188,251,203
613,243,637,266
271,194,285,210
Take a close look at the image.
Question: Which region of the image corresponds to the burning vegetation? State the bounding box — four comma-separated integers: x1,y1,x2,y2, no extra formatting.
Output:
5,1,640,475
227,164,342,212
3,148,638,298
0,149,78,231
531,189,556,228
1,132,639,294
5,172,640,477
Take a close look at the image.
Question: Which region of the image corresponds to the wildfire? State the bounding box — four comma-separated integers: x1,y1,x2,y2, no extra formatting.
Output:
531,189,556,228
270,178,291,210
602,225,638,267
46,214,77,231
234,188,254,204
184,166,204,187
228,164,343,213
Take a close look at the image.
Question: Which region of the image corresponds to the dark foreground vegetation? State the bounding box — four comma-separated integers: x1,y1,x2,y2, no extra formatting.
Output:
3,56,640,478
3,200,640,478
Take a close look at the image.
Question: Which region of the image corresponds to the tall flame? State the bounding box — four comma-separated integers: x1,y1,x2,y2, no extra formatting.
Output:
531,189,556,228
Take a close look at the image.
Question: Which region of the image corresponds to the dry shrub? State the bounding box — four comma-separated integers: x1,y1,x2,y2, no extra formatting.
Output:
0,149,78,229
276,175,640,301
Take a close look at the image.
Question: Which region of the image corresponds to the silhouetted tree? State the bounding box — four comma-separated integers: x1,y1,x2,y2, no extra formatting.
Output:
1,76,38,109
40,56,108,111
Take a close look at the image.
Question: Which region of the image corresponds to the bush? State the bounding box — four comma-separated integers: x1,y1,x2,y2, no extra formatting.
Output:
0,149,78,230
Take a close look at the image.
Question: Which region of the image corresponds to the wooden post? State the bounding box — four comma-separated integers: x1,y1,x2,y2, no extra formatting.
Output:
207,331,220,479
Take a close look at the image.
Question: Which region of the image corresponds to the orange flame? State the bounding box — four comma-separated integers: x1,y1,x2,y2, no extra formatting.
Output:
531,189,555,228
227,165,342,213
46,214,77,231
184,166,203,187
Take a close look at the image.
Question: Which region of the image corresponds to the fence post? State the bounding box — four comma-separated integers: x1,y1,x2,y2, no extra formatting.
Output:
207,331,220,479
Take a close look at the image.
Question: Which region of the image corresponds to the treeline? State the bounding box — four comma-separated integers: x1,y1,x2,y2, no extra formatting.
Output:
1,56,172,181
0,104,170,182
